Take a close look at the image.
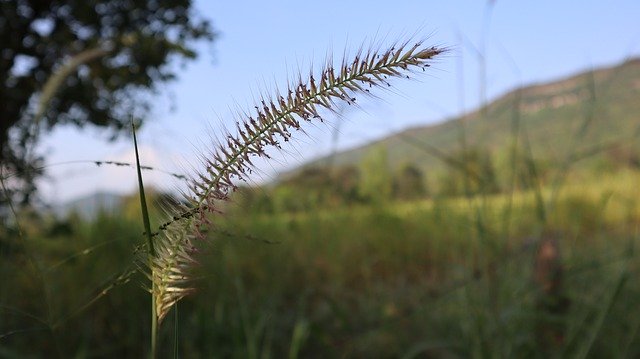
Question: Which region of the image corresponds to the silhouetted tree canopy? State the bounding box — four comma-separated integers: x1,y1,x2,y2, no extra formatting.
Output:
0,0,215,206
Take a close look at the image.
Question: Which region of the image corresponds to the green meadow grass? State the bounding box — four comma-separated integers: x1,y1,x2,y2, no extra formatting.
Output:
1,170,639,357
178,170,640,357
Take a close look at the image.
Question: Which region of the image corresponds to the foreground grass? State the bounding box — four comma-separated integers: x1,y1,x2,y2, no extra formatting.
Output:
1,170,639,357
210,171,639,357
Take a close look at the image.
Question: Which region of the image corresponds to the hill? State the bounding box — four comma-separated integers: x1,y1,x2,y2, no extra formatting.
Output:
301,58,640,176
52,191,124,220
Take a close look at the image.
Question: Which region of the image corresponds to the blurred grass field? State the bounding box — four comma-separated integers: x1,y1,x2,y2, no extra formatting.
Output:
2,169,638,357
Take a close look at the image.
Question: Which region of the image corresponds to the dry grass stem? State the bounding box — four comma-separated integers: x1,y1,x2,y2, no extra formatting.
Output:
149,38,448,322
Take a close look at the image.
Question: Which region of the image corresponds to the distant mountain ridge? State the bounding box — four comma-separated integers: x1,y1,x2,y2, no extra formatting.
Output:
300,58,640,174
53,59,640,212
53,191,124,220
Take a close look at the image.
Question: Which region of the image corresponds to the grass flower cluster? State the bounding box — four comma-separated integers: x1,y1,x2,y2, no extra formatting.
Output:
143,39,447,328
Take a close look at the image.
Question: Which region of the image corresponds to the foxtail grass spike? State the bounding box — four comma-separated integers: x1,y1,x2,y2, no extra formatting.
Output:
150,223,198,322
149,38,447,323
162,39,447,234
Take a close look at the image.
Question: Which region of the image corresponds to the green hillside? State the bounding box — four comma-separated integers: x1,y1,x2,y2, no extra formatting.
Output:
306,58,640,175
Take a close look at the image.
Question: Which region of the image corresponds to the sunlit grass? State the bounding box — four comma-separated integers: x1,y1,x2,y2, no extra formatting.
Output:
2,168,639,356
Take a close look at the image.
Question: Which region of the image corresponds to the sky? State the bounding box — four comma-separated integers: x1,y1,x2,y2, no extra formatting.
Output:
38,0,640,203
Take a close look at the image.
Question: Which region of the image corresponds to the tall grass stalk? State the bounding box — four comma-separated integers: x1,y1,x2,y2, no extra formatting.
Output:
136,38,447,353
132,123,158,358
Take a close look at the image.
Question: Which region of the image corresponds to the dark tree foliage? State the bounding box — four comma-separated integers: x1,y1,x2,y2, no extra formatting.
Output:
438,146,500,197
258,165,364,213
0,0,215,205
393,163,427,200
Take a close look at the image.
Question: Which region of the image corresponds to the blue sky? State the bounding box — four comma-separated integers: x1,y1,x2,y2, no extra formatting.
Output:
40,0,640,202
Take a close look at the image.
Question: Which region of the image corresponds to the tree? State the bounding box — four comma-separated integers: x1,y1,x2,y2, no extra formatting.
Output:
437,146,500,197
0,0,215,205
330,165,362,205
495,143,551,192
274,165,363,211
393,163,427,200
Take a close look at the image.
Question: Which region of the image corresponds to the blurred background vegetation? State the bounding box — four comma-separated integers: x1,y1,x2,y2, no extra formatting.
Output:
2,1,640,358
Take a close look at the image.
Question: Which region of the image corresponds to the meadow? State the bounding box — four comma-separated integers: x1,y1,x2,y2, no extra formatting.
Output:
2,168,639,357
2,32,639,358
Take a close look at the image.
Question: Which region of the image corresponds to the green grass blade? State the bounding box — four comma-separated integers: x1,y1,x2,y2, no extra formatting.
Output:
173,303,179,359
131,122,158,358
572,265,629,359
288,318,309,359
132,123,154,256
